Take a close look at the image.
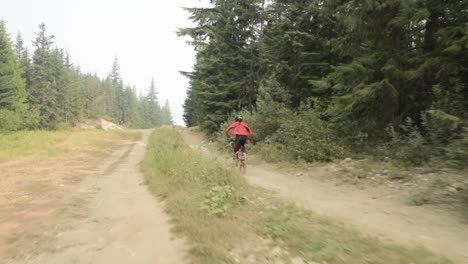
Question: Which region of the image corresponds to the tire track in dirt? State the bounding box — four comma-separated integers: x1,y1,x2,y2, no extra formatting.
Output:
247,166,468,264
27,130,187,264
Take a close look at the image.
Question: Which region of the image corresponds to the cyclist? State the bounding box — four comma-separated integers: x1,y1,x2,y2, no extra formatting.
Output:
225,114,253,158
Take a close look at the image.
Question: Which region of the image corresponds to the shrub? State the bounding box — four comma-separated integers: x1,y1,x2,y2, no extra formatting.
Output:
243,77,293,142
271,109,345,162
0,107,41,132
399,130,431,165
217,106,345,162
247,100,292,142
202,184,246,217
21,107,41,130
215,99,291,153
0,109,22,132
256,141,293,163
444,129,468,170
423,110,462,145
384,118,431,166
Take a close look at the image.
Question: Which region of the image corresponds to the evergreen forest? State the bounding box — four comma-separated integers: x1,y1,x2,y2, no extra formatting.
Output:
0,22,173,131
181,0,468,168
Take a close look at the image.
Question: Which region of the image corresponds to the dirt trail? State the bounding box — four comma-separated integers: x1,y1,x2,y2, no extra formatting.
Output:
247,166,468,264
183,129,468,264
28,130,186,264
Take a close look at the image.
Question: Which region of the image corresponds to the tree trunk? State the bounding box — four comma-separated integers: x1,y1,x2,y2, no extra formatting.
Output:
423,9,440,53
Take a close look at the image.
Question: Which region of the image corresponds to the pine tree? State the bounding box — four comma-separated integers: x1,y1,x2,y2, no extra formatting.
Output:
260,0,341,108
57,52,82,123
124,86,142,128
179,0,263,131
142,78,161,128
0,21,28,131
102,78,116,121
182,73,199,127
14,33,31,90
0,21,27,111
108,57,124,124
160,99,173,125
421,0,468,119
80,73,105,118
319,0,468,138
29,23,60,129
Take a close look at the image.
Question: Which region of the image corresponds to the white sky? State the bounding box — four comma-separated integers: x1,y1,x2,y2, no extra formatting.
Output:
2,0,209,125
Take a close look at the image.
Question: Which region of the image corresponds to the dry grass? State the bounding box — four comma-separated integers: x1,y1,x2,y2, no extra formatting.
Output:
0,129,140,164
0,128,140,261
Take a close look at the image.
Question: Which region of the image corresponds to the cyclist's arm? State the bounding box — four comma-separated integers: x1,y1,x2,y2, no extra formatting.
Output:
225,123,236,138
243,123,254,140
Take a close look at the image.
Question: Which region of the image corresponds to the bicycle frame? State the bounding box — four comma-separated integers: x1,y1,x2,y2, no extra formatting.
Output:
230,140,247,174
236,148,246,174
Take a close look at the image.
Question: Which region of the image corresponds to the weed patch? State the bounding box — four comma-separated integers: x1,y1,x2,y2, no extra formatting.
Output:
202,185,246,217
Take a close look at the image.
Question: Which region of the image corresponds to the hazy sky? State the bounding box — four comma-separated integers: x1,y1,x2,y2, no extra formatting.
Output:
2,0,209,125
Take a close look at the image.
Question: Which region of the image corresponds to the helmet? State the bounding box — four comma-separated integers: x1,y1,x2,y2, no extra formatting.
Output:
235,114,243,122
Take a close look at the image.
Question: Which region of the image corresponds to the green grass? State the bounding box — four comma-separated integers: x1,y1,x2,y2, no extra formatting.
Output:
142,128,453,264
0,129,140,163
142,128,249,263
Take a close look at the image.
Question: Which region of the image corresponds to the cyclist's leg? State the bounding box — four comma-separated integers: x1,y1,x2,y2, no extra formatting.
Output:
231,135,239,161
239,136,247,152
233,135,242,153
238,136,248,161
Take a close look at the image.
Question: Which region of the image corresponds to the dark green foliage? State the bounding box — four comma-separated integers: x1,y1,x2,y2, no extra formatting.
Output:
179,0,262,132
29,23,60,129
0,21,27,111
51,50,83,124
238,78,293,142
261,0,342,109
182,80,197,127
181,0,467,168
384,119,431,166
444,130,468,170
0,21,28,131
0,109,22,131
271,108,345,162
423,110,462,144
383,114,467,167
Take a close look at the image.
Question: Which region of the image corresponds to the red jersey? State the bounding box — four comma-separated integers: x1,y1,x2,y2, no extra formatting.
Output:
225,121,253,139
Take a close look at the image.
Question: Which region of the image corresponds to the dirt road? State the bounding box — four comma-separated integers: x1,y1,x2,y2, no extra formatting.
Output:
183,129,468,264
27,130,186,264
247,166,468,264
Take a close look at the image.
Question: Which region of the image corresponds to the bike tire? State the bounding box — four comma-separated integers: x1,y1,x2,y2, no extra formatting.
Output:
238,153,247,174
238,160,246,174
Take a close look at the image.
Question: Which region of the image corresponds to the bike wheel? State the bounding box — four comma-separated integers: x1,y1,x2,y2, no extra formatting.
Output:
238,153,247,174
238,160,246,174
